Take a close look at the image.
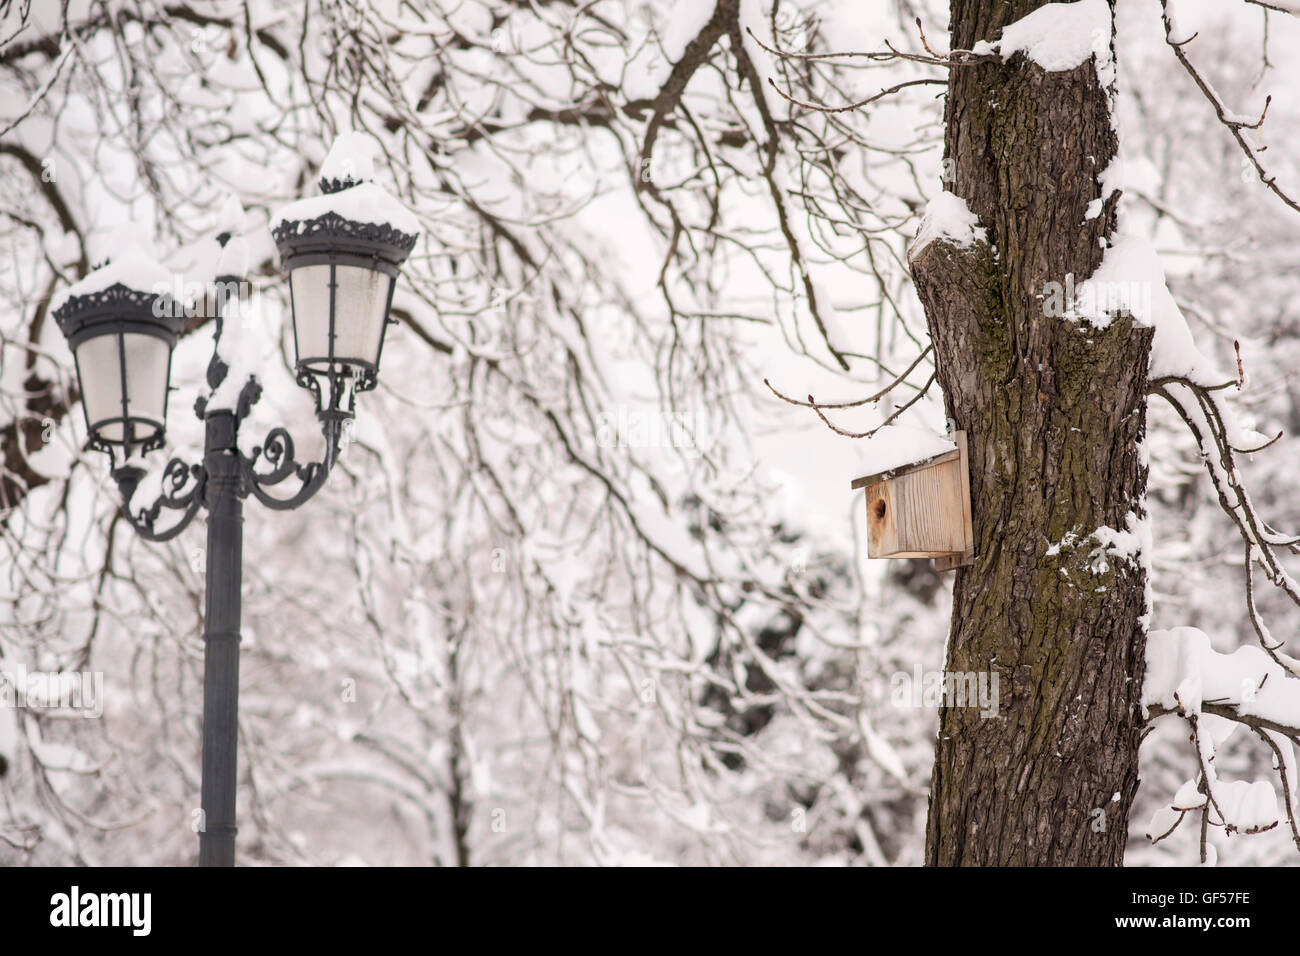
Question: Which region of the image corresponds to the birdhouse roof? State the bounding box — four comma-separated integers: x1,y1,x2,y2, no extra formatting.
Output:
850,425,958,489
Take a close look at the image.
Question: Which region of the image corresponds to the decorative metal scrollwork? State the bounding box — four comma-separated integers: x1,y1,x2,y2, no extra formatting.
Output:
115,456,206,542
241,417,344,511
113,391,347,529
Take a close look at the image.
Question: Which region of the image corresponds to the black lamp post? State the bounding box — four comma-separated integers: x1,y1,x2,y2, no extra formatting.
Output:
53,155,418,867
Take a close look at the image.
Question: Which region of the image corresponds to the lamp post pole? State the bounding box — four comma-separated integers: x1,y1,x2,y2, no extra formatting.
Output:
53,143,419,866
105,287,352,868
197,407,244,867
92,273,360,869
101,276,268,868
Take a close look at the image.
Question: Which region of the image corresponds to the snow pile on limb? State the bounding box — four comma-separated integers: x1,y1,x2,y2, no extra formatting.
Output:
1063,232,1223,384
215,192,247,237
658,0,714,64
972,0,1114,87
1145,626,1300,722
1091,511,1150,569
908,192,986,261
1143,626,1298,842
853,425,955,478
213,233,249,282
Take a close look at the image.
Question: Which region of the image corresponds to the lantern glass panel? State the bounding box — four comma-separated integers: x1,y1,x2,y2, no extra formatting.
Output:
289,264,330,365
290,263,392,368
333,264,391,365
75,332,170,444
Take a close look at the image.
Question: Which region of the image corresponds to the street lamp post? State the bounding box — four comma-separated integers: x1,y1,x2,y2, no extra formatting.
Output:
52,144,418,866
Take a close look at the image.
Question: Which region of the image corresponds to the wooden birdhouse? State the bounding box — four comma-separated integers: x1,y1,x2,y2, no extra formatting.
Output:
851,430,974,571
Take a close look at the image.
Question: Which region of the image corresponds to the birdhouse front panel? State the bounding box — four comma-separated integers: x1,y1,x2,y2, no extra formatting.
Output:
853,430,974,568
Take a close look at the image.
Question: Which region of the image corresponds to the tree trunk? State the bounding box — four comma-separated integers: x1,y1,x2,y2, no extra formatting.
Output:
910,0,1153,865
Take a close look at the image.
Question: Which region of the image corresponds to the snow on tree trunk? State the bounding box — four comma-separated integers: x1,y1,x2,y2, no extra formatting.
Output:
910,0,1153,865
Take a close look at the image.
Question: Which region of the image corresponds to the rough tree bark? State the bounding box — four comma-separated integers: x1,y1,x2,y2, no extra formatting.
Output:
910,0,1153,865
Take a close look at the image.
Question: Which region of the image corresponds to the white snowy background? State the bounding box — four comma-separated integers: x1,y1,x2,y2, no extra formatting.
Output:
0,0,1298,865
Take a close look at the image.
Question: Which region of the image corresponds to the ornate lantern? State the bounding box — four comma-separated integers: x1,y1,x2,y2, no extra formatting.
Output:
271,138,419,416
52,251,184,460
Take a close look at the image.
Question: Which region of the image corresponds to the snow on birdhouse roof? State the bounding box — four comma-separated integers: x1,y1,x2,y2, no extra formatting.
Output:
850,424,958,488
